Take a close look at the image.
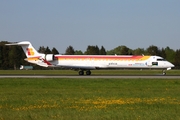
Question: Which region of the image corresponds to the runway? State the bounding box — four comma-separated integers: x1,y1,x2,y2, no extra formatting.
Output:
1,75,180,79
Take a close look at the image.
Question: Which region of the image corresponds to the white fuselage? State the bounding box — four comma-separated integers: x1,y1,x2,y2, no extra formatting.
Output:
48,55,174,70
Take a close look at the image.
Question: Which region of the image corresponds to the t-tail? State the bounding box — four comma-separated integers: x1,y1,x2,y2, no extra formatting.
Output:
6,41,40,57
6,41,54,67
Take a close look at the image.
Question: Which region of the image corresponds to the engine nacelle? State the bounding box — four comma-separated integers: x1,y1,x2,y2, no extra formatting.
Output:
44,54,55,61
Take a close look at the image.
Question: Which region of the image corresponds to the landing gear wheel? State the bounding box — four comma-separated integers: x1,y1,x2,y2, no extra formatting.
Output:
86,70,91,75
162,70,166,75
79,71,84,75
163,72,166,75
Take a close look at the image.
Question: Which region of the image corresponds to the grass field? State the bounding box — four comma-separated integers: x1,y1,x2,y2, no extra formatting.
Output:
0,69,180,75
0,78,180,120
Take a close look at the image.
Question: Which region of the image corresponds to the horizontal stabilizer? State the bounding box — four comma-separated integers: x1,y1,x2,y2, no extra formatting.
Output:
5,43,19,46
6,41,31,46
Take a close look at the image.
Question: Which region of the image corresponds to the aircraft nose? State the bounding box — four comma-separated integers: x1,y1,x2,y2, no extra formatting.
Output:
169,62,175,68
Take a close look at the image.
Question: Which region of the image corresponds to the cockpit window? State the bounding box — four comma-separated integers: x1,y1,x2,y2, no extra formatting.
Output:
157,59,166,61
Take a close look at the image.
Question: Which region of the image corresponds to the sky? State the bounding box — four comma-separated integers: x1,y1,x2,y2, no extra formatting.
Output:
1,0,180,53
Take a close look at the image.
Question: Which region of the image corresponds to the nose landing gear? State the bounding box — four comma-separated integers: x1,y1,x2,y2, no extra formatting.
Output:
162,70,166,75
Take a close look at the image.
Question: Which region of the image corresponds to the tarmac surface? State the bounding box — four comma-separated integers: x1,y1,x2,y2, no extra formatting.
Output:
1,75,180,79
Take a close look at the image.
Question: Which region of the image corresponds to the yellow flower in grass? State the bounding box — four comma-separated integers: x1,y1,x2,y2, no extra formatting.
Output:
7,97,180,111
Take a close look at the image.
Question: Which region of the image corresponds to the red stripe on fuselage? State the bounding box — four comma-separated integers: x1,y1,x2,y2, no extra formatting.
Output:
55,55,143,59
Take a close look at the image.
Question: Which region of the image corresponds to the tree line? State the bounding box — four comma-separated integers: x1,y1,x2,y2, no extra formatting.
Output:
0,41,180,69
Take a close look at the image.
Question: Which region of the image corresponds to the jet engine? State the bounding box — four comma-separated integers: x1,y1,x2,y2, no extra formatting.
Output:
43,54,55,61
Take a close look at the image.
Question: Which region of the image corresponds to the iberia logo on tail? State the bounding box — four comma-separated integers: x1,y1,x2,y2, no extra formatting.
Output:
27,48,35,56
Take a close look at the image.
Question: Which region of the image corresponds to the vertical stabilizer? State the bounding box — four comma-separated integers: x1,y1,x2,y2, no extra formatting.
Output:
6,41,40,58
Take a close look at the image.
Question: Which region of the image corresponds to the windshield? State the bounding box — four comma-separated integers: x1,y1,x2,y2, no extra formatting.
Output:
157,59,166,61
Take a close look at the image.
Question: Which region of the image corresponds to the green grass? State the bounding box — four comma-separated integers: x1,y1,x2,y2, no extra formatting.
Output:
0,69,180,75
0,78,180,120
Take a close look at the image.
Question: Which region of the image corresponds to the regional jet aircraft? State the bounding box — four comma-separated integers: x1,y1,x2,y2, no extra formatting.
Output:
6,41,174,75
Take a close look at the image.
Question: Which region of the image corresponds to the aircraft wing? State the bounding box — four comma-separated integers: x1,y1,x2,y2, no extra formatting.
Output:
59,65,97,70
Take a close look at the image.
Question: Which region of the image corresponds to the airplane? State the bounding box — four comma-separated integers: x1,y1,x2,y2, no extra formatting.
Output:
6,41,174,75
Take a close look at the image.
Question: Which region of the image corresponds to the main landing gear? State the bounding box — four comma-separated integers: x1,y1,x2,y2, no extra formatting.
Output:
79,70,91,75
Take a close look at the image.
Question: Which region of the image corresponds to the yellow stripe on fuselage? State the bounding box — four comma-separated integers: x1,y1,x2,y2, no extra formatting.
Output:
140,56,151,61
